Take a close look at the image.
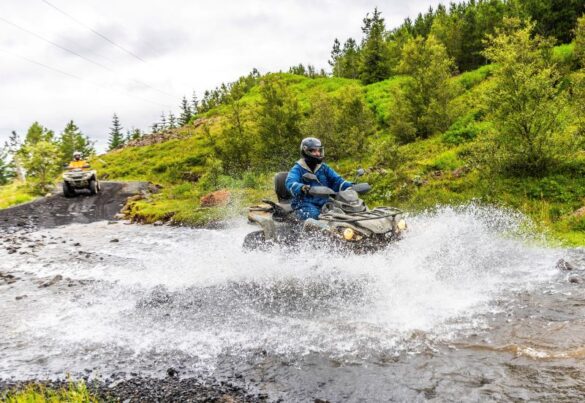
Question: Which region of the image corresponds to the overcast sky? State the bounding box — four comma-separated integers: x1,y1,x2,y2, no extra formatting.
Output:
0,0,451,153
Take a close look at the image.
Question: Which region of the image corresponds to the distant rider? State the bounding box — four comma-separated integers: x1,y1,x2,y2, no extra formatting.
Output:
67,151,89,169
285,137,352,220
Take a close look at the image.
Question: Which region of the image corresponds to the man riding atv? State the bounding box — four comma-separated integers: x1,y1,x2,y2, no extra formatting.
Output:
62,151,100,197
286,137,352,220
68,151,88,169
243,138,407,252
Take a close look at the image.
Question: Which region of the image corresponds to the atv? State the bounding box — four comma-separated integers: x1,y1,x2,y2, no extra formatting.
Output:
244,170,407,253
62,166,100,198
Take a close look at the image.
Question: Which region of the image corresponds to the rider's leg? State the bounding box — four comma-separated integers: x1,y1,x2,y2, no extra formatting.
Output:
294,204,321,220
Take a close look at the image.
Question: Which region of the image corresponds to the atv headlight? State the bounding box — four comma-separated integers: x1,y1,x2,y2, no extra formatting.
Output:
397,219,407,231
343,228,355,240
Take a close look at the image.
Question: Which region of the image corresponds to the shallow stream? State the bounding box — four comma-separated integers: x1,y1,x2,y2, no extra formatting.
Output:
1,206,584,401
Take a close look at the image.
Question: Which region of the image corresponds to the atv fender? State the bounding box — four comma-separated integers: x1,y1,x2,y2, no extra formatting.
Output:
253,214,276,240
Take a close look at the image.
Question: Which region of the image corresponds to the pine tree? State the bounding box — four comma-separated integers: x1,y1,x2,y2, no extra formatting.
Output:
329,38,342,67
0,145,13,185
168,112,177,129
6,131,24,181
108,114,124,151
159,112,167,131
7,131,21,153
179,96,192,126
58,120,95,164
191,91,199,115
359,8,392,84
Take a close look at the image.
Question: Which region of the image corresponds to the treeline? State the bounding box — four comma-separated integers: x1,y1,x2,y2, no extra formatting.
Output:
330,0,585,82
0,121,95,192
206,14,585,181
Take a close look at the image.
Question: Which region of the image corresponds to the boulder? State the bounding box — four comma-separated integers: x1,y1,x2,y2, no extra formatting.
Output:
200,189,231,208
572,206,585,218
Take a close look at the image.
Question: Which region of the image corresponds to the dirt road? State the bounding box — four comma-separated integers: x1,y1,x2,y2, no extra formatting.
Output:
0,182,149,231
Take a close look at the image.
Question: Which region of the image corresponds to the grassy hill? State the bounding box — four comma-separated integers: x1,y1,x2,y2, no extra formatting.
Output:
86,60,585,246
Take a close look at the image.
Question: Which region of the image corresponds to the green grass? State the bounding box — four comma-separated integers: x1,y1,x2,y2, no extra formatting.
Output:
80,66,585,246
364,76,409,125
1,380,98,403
0,181,37,209
456,64,495,90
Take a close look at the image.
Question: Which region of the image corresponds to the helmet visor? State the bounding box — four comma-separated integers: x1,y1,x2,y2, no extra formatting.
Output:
303,145,324,158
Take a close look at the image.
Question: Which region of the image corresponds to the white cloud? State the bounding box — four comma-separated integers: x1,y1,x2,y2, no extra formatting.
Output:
0,0,452,153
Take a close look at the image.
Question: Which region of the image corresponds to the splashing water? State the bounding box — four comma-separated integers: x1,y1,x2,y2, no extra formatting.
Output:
1,205,582,400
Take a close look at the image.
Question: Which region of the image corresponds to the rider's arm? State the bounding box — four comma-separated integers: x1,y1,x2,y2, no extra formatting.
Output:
324,165,352,192
285,165,305,197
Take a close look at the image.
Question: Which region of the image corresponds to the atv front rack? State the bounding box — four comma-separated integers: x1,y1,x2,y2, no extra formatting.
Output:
320,207,402,223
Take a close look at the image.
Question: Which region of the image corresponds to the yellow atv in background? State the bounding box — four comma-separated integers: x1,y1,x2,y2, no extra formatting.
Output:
62,164,100,198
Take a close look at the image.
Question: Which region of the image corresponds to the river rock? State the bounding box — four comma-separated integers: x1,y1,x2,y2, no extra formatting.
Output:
200,189,231,207
39,274,63,288
569,275,583,284
556,259,578,271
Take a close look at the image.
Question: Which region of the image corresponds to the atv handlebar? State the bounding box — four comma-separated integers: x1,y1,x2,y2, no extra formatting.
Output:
308,183,371,197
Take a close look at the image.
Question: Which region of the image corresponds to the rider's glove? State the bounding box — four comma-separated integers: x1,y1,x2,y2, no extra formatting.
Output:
301,185,310,195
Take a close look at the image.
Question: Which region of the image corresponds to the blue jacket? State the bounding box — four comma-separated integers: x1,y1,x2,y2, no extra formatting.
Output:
285,159,352,211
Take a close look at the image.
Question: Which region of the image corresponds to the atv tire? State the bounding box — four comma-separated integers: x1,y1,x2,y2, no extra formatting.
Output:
88,179,98,195
62,182,75,198
243,230,267,251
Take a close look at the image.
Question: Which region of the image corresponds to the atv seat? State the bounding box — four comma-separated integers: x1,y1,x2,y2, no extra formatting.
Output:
273,172,294,219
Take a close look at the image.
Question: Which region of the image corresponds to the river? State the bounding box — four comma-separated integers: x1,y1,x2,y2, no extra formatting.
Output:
1,205,584,401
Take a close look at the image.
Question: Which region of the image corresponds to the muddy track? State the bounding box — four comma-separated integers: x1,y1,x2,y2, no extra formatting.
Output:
0,182,149,231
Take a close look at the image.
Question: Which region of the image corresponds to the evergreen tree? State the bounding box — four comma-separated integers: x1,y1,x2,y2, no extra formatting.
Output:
520,0,585,43
159,112,167,130
329,38,342,68
6,131,24,181
124,128,142,144
7,130,21,153
168,112,177,129
58,120,95,164
332,38,360,79
0,145,13,185
108,114,124,151
359,8,392,84
191,91,199,115
179,96,192,126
